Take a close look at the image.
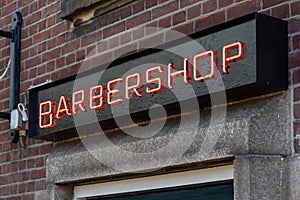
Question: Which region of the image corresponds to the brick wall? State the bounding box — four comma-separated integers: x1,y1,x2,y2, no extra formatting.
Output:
0,0,299,199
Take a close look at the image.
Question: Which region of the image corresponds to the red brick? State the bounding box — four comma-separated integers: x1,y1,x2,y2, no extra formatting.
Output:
187,5,201,20
23,146,40,159
127,11,151,29
133,28,144,40
203,0,218,14
146,21,158,34
195,11,225,32
22,193,34,200
31,168,46,180
7,195,21,200
45,2,60,17
62,40,80,55
294,103,300,119
109,10,120,24
120,6,132,19
219,0,234,8
26,56,41,70
66,53,76,65
173,22,194,36
159,17,171,28
26,182,35,192
153,1,179,19
33,30,51,44
39,0,47,8
293,68,300,84
120,32,132,45
35,180,46,191
51,22,68,37
262,0,286,8
289,18,300,34
227,0,260,21
39,42,47,54
292,35,300,51
132,0,145,15
18,183,26,193
42,48,61,62
271,3,289,19
2,2,17,17
180,0,199,8
291,1,300,16
139,33,164,48
27,11,42,25
173,11,186,26
103,22,125,38
29,1,38,13
115,43,138,59
76,49,86,62
40,143,53,155
146,0,157,8
290,52,299,69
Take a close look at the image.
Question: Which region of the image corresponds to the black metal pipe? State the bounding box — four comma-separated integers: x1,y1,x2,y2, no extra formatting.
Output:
9,12,22,144
0,30,13,39
0,112,10,120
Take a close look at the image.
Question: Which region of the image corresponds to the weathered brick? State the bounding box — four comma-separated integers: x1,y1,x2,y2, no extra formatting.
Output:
262,0,286,8
290,52,299,69
132,0,145,14
203,0,218,14
146,0,157,8
227,0,260,21
31,168,46,180
291,1,300,16
109,10,120,24
103,22,125,38
195,11,225,32
219,0,234,8
288,18,300,34
173,21,194,36
294,103,300,119
271,3,289,19
120,6,132,19
187,5,201,20
153,1,179,19
180,0,199,8
127,11,151,29
159,17,171,28
173,11,186,26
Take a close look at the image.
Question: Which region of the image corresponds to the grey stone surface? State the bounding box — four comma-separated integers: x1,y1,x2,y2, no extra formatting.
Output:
46,93,291,199
234,155,288,200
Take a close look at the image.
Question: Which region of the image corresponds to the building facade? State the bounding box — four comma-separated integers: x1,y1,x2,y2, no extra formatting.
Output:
0,0,300,199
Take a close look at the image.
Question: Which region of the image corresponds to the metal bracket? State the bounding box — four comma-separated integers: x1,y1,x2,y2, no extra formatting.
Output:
0,12,23,143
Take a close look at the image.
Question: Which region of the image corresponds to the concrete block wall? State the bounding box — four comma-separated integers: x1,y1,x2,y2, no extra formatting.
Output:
0,0,299,199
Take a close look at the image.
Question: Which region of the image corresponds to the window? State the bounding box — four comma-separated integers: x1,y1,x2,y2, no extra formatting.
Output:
73,165,233,200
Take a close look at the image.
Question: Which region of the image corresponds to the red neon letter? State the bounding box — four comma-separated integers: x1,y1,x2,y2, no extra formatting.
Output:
107,78,124,105
39,101,56,129
72,90,87,114
168,59,190,88
193,50,218,82
90,85,106,110
146,66,165,94
223,42,246,74
56,96,72,119
126,73,144,100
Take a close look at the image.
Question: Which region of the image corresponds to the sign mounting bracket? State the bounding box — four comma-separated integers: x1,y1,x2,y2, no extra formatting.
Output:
0,12,23,143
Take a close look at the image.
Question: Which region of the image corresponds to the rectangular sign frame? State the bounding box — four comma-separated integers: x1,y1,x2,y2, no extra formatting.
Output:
28,13,288,141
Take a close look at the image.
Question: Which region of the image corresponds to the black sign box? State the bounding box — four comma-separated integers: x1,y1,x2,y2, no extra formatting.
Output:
29,13,287,141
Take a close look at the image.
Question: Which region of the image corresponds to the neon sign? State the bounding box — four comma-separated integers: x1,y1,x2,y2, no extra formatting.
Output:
39,42,246,129
28,13,287,141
